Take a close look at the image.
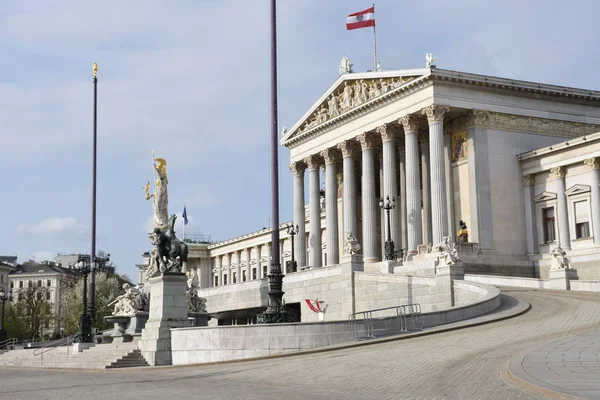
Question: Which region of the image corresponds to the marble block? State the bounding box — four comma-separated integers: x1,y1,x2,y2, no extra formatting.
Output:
549,269,579,291
139,273,190,366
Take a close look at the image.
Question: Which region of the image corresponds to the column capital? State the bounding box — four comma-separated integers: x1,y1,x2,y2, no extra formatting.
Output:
584,157,600,170
264,242,272,249
376,124,398,143
398,114,419,133
357,132,376,150
522,174,535,186
289,161,306,177
551,166,566,178
304,155,321,171
253,244,261,250
422,104,450,123
337,140,356,158
320,148,338,165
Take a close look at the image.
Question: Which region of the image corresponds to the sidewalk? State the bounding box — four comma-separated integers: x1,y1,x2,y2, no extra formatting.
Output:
509,330,600,400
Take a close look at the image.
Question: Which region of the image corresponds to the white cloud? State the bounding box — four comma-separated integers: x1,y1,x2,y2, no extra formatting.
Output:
17,217,87,239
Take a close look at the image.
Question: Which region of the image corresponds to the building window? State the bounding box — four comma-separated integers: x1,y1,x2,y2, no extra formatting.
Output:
263,265,267,277
574,200,591,239
214,276,219,287
10,281,14,289
543,207,556,243
47,280,51,287
252,268,257,280
37,292,42,301
37,280,42,287
28,281,33,288
0,274,3,283
19,281,23,288
18,293,24,301
46,291,51,301
242,270,247,282
232,272,237,284
223,274,228,285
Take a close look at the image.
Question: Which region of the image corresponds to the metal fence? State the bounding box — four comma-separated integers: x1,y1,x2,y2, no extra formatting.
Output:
348,303,423,340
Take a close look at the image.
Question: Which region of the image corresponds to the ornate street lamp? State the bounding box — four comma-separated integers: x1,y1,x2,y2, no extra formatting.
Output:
286,224,299,272
379,195,397,261
0,289,12,343
76,254,93,343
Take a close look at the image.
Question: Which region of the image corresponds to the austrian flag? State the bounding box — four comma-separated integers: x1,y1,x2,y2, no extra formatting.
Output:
346,6,376,30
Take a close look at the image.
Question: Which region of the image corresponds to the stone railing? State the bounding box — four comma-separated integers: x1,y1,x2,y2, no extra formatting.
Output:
456,242,480,256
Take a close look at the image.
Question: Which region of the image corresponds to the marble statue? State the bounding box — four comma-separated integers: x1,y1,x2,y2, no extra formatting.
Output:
186,269,207,313
359,80,369,104
433,236,460,267
426,53,436,68
145,153,189,275
380,79,390,94
153,157,169,229
339,56,353,75
550,243,571,271
340,82,353,111
281,126,287,137
344,232,361,255
327,95,340,118
109,283,144,317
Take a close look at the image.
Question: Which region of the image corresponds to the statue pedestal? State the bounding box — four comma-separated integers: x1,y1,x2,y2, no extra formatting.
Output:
188,312,210,327
549,268,578,291
139,273,189,366
103,312,149,343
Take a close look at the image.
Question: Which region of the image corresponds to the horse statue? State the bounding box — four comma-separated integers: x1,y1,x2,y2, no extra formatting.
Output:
150,214,188,274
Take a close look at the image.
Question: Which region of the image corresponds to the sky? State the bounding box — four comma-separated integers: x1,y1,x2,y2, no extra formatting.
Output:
2,0,600,281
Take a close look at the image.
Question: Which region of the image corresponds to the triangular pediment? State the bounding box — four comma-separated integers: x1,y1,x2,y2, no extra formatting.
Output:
533,191,557,202
565,184,591,196
281,68,431,146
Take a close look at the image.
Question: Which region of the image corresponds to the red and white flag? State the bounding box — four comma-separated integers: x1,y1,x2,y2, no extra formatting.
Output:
346,6,376,30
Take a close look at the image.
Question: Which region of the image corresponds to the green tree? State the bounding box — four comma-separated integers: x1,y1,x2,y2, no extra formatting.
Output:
62,272,124,335
5,285,54,340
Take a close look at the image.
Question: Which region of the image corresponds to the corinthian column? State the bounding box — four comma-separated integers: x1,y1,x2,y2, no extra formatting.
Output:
357,133,378,262
522,175,538,255
305,155,322,268
321,148,339,265
399,115,422,254
338,141,357,244
552,166,570,249
290,162,307,269
422,104,450,245
419,131,432,245
377,124,400,253
584,157,600,245
398,145,407,251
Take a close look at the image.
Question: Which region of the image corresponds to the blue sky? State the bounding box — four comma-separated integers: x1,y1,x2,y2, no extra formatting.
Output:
2,0,599,280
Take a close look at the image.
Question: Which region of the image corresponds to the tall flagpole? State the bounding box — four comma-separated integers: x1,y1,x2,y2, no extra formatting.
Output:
372,3,378,71
183,205,186,240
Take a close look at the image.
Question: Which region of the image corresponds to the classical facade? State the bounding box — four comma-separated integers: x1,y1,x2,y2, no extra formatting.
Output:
138,64,600,324
0,261,12,296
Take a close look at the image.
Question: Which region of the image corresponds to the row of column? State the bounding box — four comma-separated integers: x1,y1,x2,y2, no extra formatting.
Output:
523,158,600,254
290,104,451,266
212,244,271,286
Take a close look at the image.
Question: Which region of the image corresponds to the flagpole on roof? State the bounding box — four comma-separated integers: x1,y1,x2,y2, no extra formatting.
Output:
372,4,378,71
183,205,186,240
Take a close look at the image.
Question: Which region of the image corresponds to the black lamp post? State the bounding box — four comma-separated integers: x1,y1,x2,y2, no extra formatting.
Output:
0,289,12,344
286,224,299,272
76,254,93,343
89,63,98,326
379,195,397,261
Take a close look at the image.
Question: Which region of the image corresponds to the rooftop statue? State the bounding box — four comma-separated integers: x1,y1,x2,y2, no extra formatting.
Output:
426,53,436,68
339,56,353,76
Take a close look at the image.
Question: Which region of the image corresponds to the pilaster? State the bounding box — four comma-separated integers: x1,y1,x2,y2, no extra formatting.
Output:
522,175,538,255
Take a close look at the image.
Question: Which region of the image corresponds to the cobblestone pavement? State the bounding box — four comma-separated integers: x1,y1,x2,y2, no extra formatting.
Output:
1,289,600,400
511,330,600,399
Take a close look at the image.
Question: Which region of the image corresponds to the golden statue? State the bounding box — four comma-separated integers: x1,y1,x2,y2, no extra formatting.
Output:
93,63,98,78
143,181,153,200
154,158,167,187
151,154,169,229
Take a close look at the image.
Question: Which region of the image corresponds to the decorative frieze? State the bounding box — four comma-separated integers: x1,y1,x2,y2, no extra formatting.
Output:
422,104,450,123
584,157,600,170
445,110,600,138
551,166,566,178
522,174,535,186
399,114,419,133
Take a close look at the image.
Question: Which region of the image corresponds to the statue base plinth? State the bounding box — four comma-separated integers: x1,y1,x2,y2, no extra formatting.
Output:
103,312,149,343
139,273,189,365
549,268,578,291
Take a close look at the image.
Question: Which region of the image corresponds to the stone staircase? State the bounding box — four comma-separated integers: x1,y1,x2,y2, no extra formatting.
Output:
0,339,148,369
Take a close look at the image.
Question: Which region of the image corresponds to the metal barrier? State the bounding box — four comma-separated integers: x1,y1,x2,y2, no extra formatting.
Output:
348,303,423,340
0,338,17,350
33,334,78,366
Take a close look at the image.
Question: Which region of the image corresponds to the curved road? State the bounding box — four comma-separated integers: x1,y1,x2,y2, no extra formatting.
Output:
2,289,600,399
